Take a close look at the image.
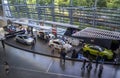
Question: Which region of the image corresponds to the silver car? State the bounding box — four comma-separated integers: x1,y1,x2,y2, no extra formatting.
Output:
15,35,34,45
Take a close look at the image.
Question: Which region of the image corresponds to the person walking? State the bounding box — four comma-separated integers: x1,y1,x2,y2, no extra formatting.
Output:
51,46,55,55
98,63,104,78
86,58,92,72
32,35,36,43
81,59,87,70
96,54,101,69
1,39,5,48
31,40,35,50
60,48,66,64
114,57,119,65
71,49,77,58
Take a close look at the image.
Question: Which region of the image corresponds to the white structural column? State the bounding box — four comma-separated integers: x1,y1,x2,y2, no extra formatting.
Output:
2,0,12,18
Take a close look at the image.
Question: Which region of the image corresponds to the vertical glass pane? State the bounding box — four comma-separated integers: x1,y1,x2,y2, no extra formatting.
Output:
26,0,36,4
37,0,52,5
54,0,70,6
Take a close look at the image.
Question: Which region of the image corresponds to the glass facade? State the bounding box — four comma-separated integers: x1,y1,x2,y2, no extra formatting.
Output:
0,0,120,31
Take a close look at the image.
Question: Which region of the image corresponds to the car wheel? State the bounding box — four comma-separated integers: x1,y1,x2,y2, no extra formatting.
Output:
37,35,39,38
50,44,54,48
16,39,19,42
24,41,28,45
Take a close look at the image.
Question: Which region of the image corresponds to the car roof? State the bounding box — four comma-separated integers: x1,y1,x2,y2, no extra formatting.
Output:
88,44,105,51
88,44,102,48
53,39,64,42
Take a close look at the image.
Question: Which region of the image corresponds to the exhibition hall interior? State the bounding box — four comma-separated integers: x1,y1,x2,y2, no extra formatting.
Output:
0,0,120,78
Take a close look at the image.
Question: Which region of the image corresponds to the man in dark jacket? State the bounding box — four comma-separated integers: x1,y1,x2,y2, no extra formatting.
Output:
1,39,5,48
96,54,101,69
81,59,87,70
60,48,66,64
71,49,78,58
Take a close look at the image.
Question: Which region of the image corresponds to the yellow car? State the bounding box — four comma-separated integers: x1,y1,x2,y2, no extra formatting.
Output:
82,44,113,59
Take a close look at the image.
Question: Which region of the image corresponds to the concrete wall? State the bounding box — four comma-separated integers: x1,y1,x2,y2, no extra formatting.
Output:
0,19,7,27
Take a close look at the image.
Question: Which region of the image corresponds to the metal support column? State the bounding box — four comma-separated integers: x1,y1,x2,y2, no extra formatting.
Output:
69,0,73,24
93,0,98,27
36,0,42,20
15,0,20,18
1,0,5,17
51,0,55,21
24,0,30,18
4,0,12,18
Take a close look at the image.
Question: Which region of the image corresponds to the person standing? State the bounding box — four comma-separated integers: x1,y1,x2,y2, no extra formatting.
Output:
60,48,66,64
86,58,92,72
96,54,101,69
1,39,5,48
51,46,55,55
81,59,87,70
98,63,104,78
114,57,119,65
71,49,77,58
114,46,120,64
33,35,37,43
31,40,35,50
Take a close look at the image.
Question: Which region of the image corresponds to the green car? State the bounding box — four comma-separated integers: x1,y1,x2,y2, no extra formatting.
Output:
82,44,113,59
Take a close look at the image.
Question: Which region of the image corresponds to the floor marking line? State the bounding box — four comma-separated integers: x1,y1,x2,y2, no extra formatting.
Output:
10,66,80,78
46,60,53,72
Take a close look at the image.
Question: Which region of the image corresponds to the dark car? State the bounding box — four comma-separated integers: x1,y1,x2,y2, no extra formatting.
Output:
3,25,16,33
5,30,25,38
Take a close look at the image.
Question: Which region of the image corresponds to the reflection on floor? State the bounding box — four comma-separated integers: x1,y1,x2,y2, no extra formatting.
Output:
0,44,120,78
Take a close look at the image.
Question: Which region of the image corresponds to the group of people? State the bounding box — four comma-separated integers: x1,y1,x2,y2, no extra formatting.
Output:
59,47,104,77
81,54,104,78
59,48,78,64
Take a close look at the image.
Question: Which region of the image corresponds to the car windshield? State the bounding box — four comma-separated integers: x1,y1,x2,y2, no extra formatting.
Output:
23,36,30,39
45,32,50,35
60,40,65,45
95,46,105,52
89,44,105,52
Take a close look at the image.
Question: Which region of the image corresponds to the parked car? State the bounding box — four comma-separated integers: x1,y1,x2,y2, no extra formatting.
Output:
82,44,113,59
37,30,55,40
3,25,16,33
15,35,34,45
48,39,72,52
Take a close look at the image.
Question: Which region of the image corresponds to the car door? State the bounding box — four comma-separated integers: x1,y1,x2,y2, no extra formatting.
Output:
22,36,26,43
18,36,24,43
93,47,101,55
53,41,61,49
52,41,58,49
58,42,63,50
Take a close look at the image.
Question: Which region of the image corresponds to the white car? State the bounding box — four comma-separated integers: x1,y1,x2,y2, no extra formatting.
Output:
37,31,55,40
48,39,72,52
15,35,34,45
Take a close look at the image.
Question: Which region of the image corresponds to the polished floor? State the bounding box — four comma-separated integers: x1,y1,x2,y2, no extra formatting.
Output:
5,37,83,59
0,43,120,78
